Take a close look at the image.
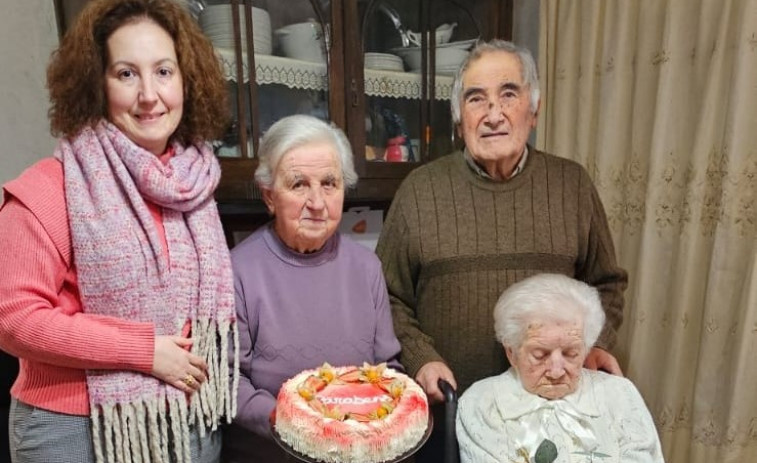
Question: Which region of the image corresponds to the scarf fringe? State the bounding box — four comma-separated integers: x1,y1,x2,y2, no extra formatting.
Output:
91,319,239,463
230,318,240,421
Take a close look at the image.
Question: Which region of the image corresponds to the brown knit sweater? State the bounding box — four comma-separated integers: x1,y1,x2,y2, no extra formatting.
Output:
376,148,627,393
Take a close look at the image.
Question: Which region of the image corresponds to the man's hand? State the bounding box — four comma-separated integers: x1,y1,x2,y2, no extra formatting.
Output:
415,361,457,403
584,347,623,376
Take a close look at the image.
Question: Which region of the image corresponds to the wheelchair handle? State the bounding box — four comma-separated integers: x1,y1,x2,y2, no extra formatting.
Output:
438,379,459,463
438,378,457,404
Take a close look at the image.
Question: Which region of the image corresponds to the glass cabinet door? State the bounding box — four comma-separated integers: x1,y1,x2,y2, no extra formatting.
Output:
356,0,483,169
53,0,511,206
200,0,333,156
360,0,426,165
194,0,334,198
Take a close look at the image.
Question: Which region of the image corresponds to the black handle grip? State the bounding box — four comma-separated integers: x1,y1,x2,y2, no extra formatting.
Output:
438,378,457,405
438,379,459,463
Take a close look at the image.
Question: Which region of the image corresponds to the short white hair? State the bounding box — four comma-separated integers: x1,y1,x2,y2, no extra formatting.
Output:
451,39,540,125
254,115,358,189
493,273,604,350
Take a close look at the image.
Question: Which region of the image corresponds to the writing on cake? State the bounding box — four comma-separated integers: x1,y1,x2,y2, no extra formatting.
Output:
276,362,430,463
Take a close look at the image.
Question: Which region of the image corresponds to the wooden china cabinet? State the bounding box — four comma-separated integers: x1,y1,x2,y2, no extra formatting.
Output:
212,0,512,201
54,0,513,241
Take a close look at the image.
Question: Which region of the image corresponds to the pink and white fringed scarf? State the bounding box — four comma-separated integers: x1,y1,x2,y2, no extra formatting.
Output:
57,121,239,463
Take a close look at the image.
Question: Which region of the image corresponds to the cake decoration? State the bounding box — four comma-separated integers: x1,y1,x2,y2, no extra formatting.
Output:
275,363,430,463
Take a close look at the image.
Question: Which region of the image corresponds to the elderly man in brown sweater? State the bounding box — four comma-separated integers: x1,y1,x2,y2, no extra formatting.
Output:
376,39,627,408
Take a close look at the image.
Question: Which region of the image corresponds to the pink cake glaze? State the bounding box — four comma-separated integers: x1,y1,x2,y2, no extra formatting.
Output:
275,363,429,463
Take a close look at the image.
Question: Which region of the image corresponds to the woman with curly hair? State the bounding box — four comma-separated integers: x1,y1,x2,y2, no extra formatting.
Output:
0,1,238,462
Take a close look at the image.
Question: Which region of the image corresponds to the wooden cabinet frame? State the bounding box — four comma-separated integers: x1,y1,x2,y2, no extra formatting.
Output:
52,0,512,205
341,0,513,199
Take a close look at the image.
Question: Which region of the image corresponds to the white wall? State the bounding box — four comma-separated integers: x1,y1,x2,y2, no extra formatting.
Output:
0,2,59,186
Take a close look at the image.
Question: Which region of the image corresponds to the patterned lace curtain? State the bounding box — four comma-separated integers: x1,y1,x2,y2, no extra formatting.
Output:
535,1,757,462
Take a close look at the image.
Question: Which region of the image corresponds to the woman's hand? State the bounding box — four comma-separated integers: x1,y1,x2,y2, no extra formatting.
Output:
151,336,208,393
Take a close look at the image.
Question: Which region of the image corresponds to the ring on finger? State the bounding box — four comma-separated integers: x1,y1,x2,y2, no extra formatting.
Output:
183,374,196,388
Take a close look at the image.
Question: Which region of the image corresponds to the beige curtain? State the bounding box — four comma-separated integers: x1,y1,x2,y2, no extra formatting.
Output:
536,1,757,462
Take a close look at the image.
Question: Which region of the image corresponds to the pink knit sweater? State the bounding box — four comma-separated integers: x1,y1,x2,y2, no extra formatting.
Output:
0,158,156,416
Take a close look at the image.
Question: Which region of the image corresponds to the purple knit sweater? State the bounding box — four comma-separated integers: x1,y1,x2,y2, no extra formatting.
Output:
224,223,401,461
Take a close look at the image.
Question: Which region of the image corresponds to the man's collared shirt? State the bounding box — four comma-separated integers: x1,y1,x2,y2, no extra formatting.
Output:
463,146,529,180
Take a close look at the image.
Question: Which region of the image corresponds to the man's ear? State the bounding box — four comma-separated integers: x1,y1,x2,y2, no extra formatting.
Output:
531,99,542,128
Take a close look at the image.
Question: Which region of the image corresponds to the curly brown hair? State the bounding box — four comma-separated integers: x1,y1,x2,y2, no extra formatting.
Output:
47,0,229,145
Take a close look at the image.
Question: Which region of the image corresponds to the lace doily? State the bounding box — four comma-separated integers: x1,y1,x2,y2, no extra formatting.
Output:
216,48,453,101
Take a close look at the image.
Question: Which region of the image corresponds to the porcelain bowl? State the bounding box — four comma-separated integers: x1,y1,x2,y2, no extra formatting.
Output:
393,39,475,73
406,22,457,46
275,21,326,63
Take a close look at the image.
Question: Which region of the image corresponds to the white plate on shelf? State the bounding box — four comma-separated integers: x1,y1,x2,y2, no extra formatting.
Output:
199,5,270,26
200,5,272,54
364,52,404,72
435,66,461,75
435,38,478,49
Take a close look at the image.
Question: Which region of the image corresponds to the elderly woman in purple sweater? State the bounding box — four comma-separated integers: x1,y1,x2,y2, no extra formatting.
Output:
223,115,402,462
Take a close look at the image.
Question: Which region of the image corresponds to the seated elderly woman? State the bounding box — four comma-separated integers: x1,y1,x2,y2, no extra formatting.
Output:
456,273,664,463
223,115,402,463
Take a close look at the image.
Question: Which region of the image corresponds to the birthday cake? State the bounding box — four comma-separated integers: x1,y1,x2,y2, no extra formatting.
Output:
275,363,429,463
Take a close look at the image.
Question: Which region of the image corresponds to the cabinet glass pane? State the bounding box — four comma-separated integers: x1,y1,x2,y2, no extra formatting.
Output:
358,0,481,163
426,0,483,158
361,0,423,163
195,0,331,159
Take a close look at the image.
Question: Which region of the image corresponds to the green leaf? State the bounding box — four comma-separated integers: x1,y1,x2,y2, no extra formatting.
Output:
534,439,558,463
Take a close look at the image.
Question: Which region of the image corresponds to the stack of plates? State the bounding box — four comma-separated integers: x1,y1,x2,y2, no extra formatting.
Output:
364,52,404,72
200,5,272,55
435,65,460,76
392,39,477,75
